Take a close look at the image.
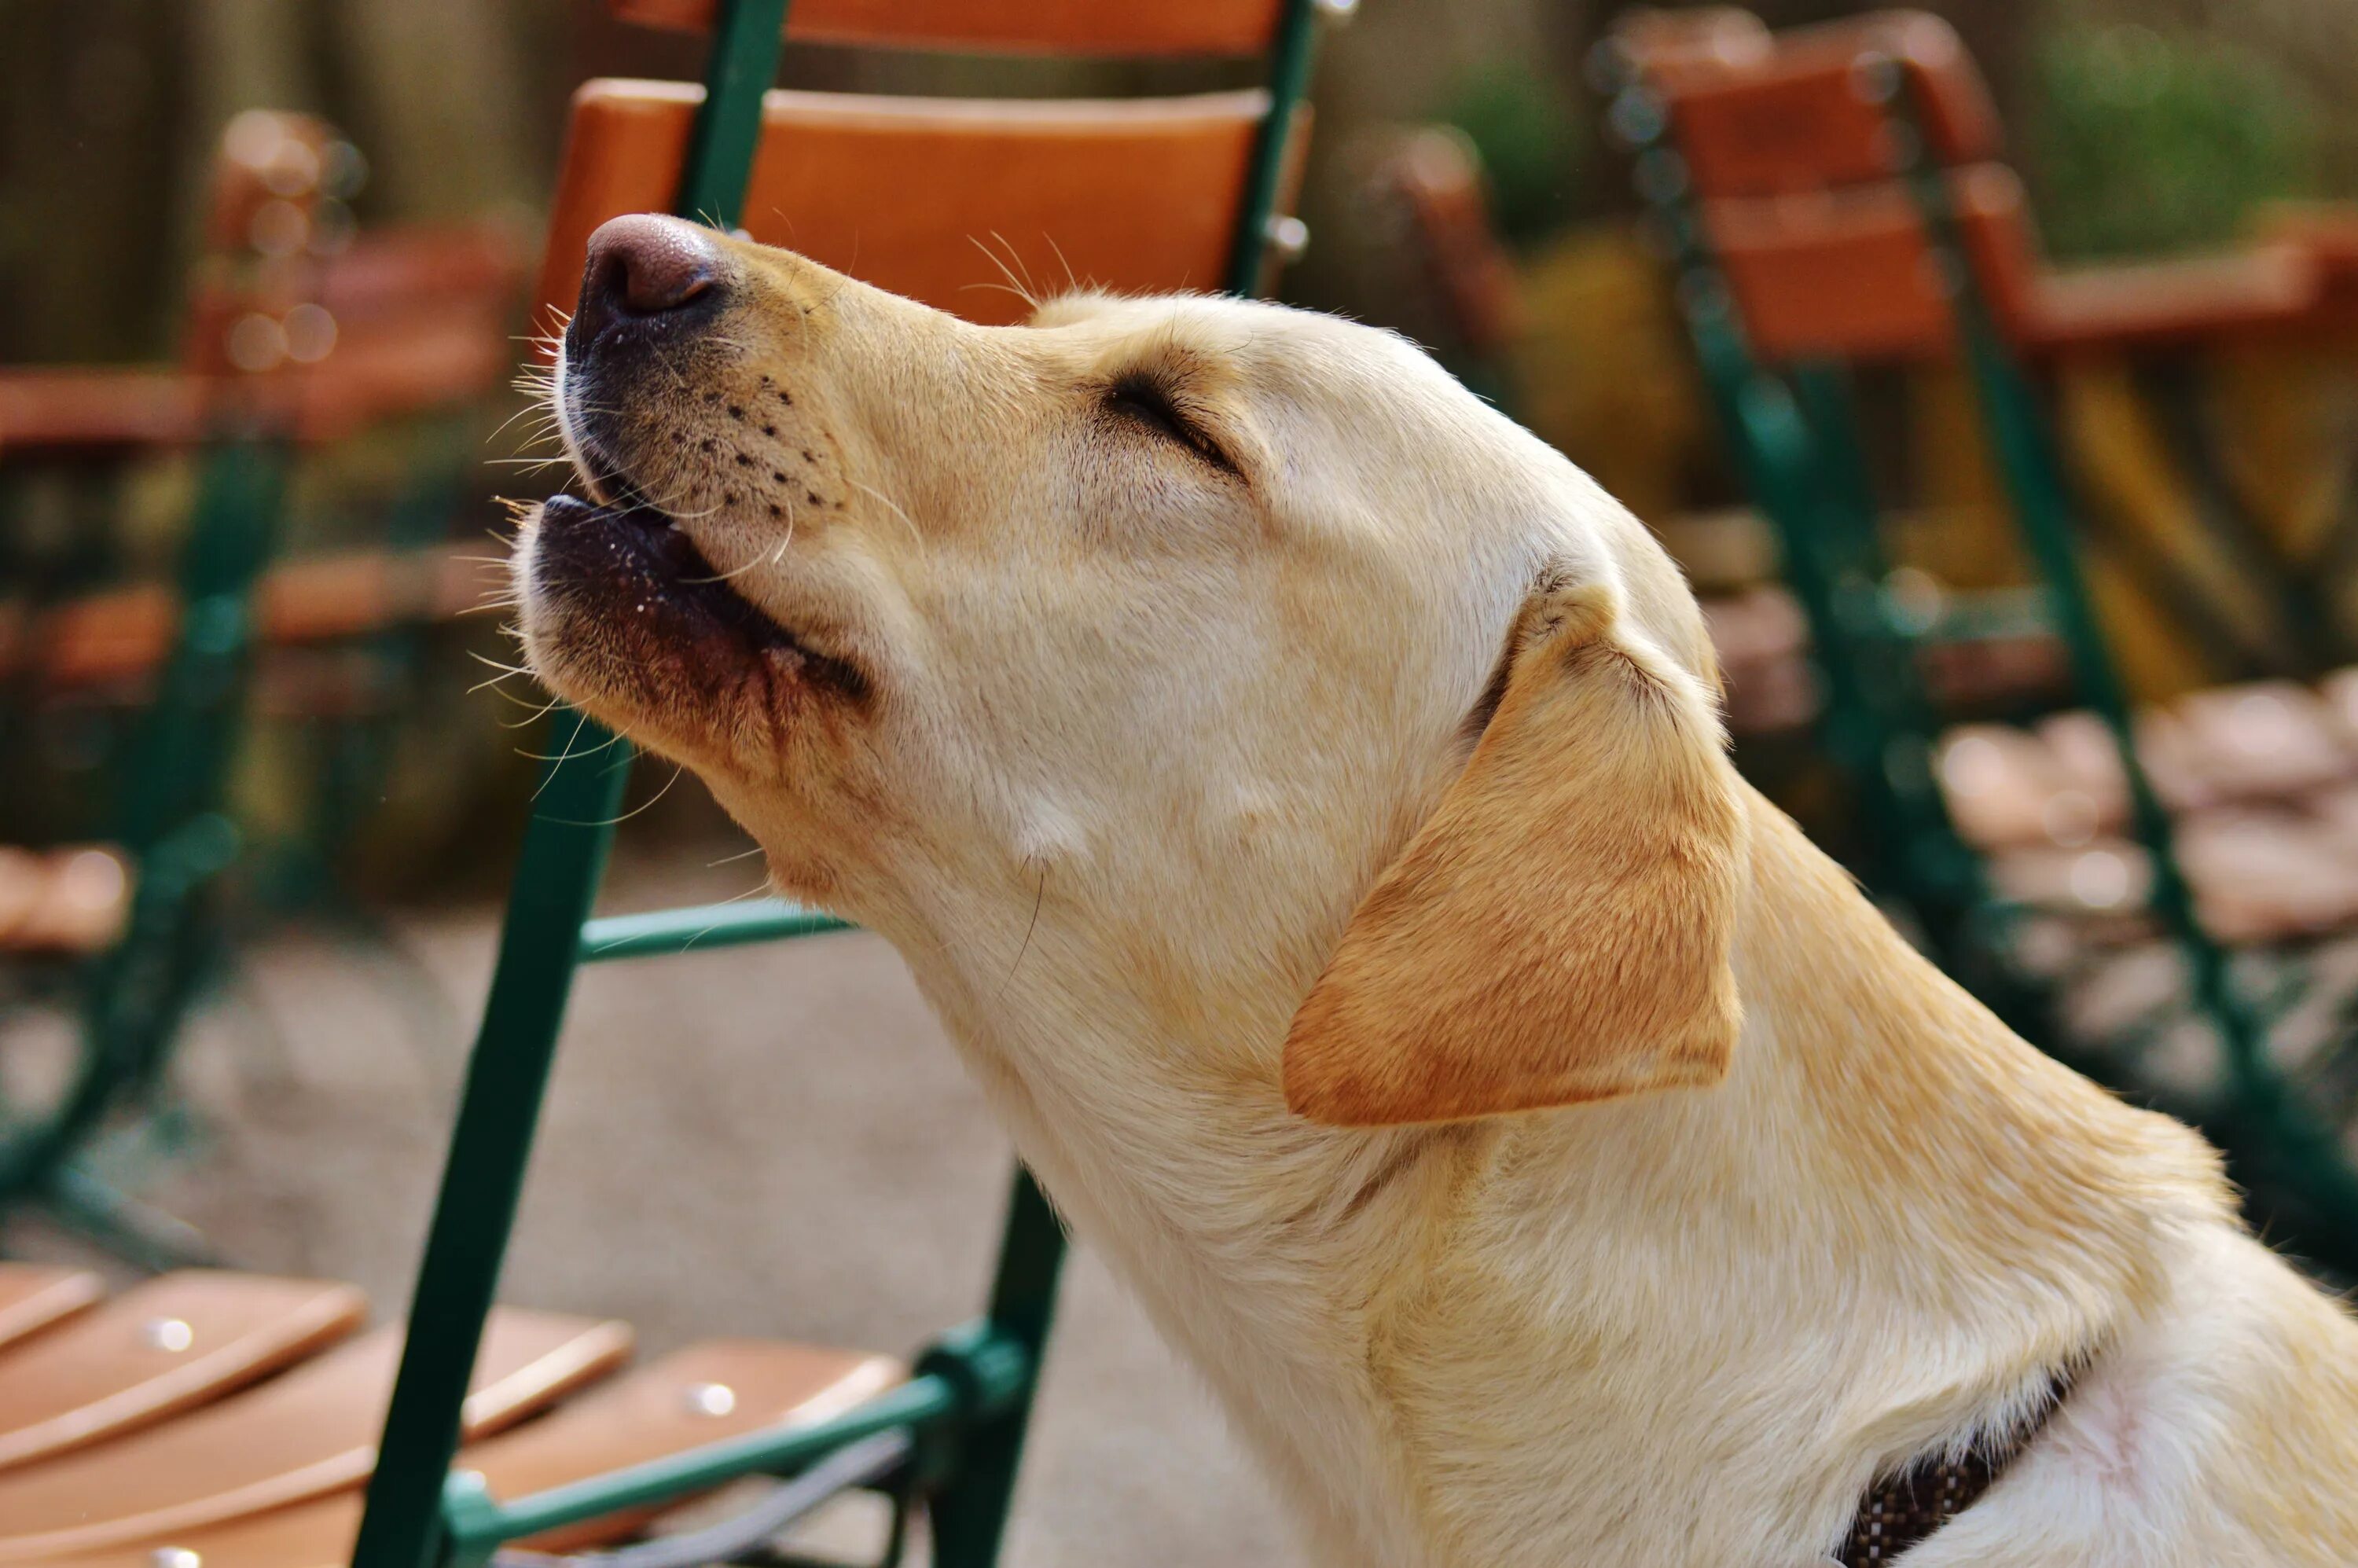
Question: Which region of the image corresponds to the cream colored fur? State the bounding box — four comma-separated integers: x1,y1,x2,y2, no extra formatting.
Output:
518,223,2358,1566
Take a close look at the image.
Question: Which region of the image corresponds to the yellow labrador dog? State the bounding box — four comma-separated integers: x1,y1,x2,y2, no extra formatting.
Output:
517,214,2358,1567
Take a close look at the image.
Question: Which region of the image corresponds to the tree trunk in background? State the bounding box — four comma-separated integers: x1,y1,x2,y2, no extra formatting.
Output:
1,0,564,366
1905,0,2033,124
186,0,318,134
329,0,538,218
0,0,190,361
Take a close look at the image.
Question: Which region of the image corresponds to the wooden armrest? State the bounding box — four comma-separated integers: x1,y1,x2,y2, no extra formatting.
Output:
0,368,209,455
315,224,530,322
0,845,131,955
2022,244,2322,353
0,1310,632,1559
0,1272,365,1471
275,318,515,443
39,1340,900,1568
0,1268,105,1353
2257,204,2358,319
2,544,494,689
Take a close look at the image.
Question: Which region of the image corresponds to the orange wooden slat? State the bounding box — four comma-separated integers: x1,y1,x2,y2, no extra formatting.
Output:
1647,11,2000,199
1703,167,2323,363
0,1272,365,1472
1702,166,2037,362
0,1269,105,1354
0,368,209,455
1,545,491,690
0,1311,632,1560
609,0,1285,58
0,846,131,956
534,83,1276,329
41,1341,902,1568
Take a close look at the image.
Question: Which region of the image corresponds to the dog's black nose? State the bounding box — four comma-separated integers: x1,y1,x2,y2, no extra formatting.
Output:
570,214,721,350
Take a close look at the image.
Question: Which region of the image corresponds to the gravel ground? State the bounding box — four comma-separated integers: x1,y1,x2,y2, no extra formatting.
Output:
22,836,1300,1567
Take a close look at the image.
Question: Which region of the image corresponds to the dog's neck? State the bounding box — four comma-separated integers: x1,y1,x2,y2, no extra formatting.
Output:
891,786,2228,1564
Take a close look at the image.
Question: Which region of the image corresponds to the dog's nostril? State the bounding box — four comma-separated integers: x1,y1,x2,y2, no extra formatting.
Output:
571,214,722,348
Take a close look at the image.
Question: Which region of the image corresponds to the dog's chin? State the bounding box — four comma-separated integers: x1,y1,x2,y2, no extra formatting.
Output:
516,494,868,766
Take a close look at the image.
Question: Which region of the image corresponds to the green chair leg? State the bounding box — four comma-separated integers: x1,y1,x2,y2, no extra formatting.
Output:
923,1170,1066,1568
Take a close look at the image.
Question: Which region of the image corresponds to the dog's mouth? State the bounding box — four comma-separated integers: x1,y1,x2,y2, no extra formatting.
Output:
531,483,869,702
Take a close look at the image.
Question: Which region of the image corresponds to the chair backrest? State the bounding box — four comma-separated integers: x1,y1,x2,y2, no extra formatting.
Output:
1697,166,2040,362
1633,10,2030,363
612,0,1288,56
1377,127,1521,358
534,2,1314,330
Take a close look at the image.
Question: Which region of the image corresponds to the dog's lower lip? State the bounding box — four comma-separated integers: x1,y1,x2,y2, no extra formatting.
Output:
542,494,724,584
535,494,870,700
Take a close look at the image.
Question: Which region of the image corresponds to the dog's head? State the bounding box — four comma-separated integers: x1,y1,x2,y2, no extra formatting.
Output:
519,215,1747,1125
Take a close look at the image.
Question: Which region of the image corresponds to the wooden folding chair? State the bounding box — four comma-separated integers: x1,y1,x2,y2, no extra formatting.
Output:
0,112,522,1262
1601,8,2358,1273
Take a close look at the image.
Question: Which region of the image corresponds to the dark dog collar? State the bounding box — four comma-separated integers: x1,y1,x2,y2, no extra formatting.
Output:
1837,1368,2075,1566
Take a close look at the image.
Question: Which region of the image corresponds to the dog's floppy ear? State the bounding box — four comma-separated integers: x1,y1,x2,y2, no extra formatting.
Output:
1283,570,1748,1126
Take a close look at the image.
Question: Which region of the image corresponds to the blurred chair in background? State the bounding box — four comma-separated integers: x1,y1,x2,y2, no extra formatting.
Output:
0,110,522,1263
1602,6,2358,1274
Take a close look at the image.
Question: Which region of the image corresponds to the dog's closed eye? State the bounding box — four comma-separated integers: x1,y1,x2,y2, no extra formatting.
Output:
1104,372,1239,478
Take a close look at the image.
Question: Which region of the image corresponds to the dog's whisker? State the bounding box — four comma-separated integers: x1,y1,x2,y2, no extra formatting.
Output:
847,478,921,546
590,761,687,827
968,235,1038,311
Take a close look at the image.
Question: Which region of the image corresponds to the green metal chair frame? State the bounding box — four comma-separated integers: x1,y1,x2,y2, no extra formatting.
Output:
0,431,281,1267
350,3,1329,1564
1603,33,2358,1275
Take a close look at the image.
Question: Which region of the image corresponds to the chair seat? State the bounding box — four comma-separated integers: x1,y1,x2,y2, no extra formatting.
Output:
0,1267,901,1567
0,1271,365,1471
0,368,209,454
1939,669,2358,945
0,846,131,955
1696,581,2067,740
0,1267,105,1352
0,1309,632,1559
43,1342,904,1568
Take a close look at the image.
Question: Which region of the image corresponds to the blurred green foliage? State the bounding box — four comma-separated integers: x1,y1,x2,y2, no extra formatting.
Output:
2027,19,2321,260
1441,60,1585,248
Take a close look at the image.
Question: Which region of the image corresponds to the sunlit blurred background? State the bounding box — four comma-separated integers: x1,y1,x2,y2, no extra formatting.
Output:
5,2,2358,1562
